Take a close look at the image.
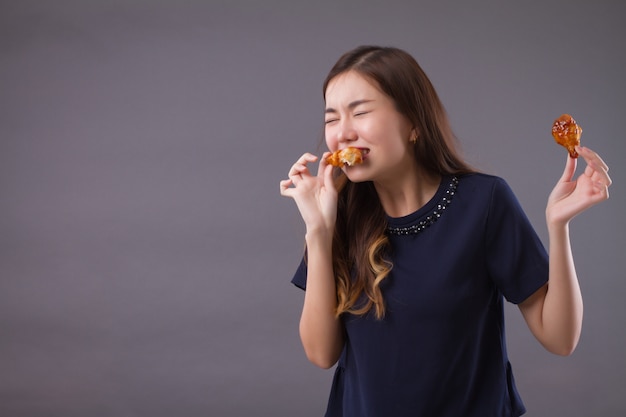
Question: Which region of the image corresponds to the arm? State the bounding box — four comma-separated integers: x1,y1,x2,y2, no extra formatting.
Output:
519,146,611,355
280,153,345,368
300,228,345,368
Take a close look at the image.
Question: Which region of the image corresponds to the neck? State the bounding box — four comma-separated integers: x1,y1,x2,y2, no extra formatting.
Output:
374,167,441,218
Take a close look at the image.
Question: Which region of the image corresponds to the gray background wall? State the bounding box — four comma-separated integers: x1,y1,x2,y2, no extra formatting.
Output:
1,1,624,416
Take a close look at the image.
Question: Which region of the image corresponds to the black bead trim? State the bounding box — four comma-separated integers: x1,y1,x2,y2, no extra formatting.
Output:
386,176,459,236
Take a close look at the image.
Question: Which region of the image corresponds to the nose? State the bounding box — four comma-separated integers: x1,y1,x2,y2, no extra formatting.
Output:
337,120,358,143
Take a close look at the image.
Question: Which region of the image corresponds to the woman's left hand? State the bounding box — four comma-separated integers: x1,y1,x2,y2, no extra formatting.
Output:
546,145,612,226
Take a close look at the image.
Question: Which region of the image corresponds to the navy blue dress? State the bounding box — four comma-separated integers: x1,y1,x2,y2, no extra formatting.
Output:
291,174,549,417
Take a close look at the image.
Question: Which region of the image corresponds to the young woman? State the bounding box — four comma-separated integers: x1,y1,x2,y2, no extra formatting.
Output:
279,45,611,417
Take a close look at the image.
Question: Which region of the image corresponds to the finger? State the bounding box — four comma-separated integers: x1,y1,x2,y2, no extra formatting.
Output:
279,179,294,196
322,162,336,190
289,162,308,178
299,152,319,165
582,157,612,187
289,154,319,177
560,152,577,182
601,183,610,199
317,152,332,177
577,146,609,172
590,181,610,203
289,162,319,182
589,166,613,188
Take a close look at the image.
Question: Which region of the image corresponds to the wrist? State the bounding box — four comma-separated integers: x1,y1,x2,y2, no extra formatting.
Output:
545,207,571,231
546,216,570,238
305,226,334,246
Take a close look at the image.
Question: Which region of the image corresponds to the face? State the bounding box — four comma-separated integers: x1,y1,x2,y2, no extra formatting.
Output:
324,71,416,184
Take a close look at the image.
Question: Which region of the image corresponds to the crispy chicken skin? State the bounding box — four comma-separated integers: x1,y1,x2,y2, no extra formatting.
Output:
552,114,582,158
326,147,364,167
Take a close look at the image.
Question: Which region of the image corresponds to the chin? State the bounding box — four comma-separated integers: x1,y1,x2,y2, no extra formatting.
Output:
344,171,371,183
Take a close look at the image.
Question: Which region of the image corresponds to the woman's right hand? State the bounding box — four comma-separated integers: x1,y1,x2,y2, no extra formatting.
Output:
279,152,338,234
281,152,345,368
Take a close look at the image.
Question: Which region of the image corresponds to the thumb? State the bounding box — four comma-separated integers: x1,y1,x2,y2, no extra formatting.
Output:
323,163,336,191
559,153,577,183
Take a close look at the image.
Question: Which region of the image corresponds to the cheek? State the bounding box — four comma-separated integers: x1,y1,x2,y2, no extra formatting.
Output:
325,127,338,150
377,129,410,159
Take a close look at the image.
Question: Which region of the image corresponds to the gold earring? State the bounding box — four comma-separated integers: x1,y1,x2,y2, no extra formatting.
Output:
410,132,418,143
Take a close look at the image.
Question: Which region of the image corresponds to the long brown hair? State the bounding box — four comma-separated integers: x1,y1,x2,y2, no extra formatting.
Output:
323,46,473,319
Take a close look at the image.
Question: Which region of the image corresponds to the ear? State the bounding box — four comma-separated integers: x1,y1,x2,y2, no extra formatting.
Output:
410,128,419,143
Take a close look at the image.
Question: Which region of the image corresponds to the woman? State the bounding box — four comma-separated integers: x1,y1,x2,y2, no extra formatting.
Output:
279,45,611,416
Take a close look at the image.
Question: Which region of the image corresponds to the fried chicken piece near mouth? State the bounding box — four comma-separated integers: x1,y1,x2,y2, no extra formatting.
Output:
326,147,364,167
552,114,582,158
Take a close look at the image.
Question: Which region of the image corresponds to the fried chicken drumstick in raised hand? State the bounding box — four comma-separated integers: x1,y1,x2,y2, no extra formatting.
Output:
552,114,582,158
326,147,364,167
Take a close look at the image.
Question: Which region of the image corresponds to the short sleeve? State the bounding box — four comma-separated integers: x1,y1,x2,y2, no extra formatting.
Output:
485,178,549,304
291,255,307,290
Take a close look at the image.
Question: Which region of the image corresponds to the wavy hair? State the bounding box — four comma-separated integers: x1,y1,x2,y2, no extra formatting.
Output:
321,46,474,319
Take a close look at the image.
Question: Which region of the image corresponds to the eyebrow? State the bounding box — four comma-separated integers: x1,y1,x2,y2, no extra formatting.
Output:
325,99,374,114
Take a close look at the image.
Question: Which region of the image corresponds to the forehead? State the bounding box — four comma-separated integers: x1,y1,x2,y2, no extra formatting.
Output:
324,71,384,103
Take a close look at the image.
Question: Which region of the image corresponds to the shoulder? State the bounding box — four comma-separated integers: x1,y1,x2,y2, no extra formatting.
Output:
453,173,524,222
456,172,515,201
458,173,533,231
458,172,507,188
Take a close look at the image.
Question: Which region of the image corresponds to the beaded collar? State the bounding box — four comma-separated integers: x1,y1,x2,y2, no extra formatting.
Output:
386,176,459,236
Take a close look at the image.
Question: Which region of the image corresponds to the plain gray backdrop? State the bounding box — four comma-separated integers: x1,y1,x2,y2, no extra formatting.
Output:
1,1,625,416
